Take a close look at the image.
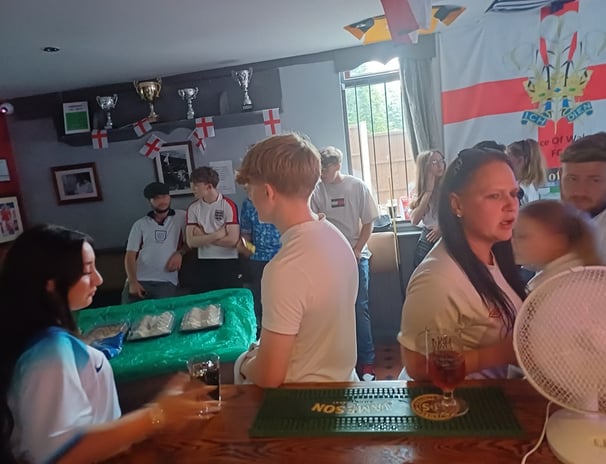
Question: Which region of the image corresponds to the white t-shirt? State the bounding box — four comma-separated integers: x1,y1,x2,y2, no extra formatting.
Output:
9,327,120,464
594,208,606,262
126,209,186,286
311,176,379,259
520,183,540,205
397,240,523,379
261,218,358,383
186,193,239,259
420,203,439,229
527,252,584,292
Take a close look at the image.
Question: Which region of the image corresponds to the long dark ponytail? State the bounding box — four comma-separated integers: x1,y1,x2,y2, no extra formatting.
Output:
0,224,91,462
438,149,526,333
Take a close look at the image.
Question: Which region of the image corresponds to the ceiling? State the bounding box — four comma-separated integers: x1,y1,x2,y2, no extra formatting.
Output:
0,0,493,99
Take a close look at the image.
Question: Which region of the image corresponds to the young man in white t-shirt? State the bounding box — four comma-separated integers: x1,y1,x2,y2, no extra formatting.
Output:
123,182,188,303
560,132,606,260
311,147,379,381
186,166,241,293
234,133,359,387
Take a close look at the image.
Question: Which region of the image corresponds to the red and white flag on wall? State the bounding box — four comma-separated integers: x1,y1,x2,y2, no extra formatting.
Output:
91,129,108,149
132,118,152,137
195,116,215,138
438,0,606,174
381,0,431,44
262,108,281,136
188,129,207,153
139,134,164,159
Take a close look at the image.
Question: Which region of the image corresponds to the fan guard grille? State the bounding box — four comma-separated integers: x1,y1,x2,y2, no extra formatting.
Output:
513,267,606,414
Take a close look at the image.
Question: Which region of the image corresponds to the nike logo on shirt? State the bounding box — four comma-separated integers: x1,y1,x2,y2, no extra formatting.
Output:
95,359,104,373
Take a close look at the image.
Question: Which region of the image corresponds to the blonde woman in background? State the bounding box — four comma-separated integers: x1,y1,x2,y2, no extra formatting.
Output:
409,150,446,267
506,139,547,205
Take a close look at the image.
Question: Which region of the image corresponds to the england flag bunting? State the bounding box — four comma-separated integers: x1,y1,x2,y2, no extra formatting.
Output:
439,0,606,181
194,117,215,138
139,134,164,159
91,129,108,149
262,108,281,136
132,118,152,137
189,129,207,153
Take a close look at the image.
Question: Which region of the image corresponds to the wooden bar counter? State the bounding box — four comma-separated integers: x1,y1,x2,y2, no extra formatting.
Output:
109,380,559,463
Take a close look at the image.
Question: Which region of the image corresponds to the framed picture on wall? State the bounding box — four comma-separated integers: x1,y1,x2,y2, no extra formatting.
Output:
154,141,195,196
51,162,103,205
0,196,24,243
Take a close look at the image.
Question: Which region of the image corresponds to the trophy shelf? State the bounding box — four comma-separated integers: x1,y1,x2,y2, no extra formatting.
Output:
59,110,276,147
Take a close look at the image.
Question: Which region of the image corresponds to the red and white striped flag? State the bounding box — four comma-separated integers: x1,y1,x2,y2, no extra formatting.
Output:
132,118,152,137
91,129,108,149
381,0,431,44
189,129,206,152
195,116,215,138
262,108,281,136
139,134,164,159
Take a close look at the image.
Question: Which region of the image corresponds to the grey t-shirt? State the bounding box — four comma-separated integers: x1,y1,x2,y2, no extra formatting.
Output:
311,175,379,259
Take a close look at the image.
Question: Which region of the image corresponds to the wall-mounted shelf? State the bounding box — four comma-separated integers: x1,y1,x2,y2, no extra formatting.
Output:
60,110,275,147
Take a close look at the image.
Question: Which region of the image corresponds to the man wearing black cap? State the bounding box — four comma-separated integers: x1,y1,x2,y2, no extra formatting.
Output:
122,182,188,303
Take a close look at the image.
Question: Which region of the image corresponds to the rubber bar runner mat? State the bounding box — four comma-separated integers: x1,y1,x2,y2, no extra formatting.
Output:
249,386,523,437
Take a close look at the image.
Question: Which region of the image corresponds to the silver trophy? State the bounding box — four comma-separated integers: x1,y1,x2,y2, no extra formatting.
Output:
96,94,118,129
177,87,199,119
232,68,253,112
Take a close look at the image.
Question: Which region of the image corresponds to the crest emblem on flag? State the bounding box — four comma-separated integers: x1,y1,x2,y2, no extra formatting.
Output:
91,129,108,149
516,10,595,128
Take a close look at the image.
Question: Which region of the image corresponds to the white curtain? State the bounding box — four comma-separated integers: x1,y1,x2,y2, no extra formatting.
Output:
399,55,444,157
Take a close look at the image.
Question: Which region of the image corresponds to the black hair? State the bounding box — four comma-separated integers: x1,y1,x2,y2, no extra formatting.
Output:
0,224,91,462
472,140,506,152
438,148,526,333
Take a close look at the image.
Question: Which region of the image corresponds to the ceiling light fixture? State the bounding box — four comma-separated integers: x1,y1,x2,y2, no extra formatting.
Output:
42,46,60,53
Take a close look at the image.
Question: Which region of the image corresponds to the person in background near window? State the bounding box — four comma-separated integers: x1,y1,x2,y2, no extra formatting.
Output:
311,146,380,381
240,191,282,336
234,134,358,387
186,167,241,293
398,148,526,380
559,132,606,260
123,182,188,303
506,139,547,205
513,200,603,293
409,150,446,267
1,225,219,464
473,140,506,152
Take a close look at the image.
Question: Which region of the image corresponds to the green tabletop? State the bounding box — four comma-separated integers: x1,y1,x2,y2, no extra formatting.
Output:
75,288,256,383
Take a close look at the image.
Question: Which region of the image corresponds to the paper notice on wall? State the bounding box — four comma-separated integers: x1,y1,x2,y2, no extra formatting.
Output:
209,160,236,195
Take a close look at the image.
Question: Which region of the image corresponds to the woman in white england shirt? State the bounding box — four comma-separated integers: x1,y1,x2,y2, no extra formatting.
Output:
398,148,527,380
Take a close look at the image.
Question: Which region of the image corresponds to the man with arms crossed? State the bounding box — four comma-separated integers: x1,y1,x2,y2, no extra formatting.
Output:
186,166,241,293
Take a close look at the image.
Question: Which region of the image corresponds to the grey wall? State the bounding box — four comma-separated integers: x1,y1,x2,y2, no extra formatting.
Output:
9,60,347,248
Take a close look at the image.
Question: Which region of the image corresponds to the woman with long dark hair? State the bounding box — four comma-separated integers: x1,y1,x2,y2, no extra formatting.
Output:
409,150,446,267
397,148,526,380
1,225,218,464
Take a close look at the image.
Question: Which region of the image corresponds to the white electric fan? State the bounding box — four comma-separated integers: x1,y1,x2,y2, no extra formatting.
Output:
513,266,606,464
